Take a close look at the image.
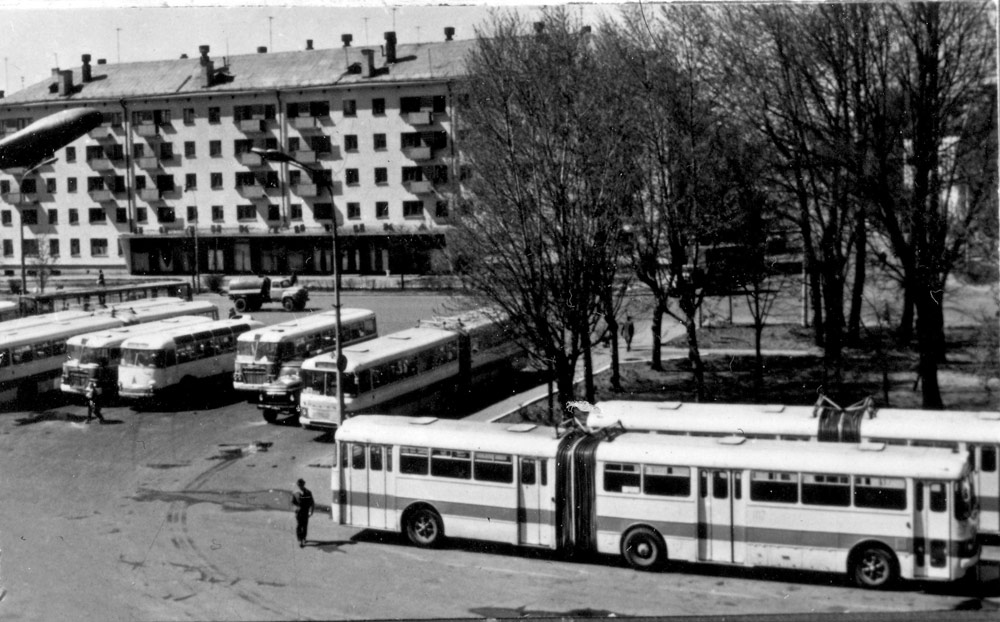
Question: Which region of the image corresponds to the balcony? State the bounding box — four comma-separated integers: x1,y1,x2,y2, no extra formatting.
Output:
157,218,186,232
404,111,433,126
138,188,161,202
1,192,27,204
290,116,318,130
237,119,267,133
88,189,114,202
292,183,318,198
135,156,159,169
88,158,114,171
134,123,159,138
292,150,317,164
236,152,262,167
403,146,432,161
88,125,116,139
237,185,265,199
406,180,435,194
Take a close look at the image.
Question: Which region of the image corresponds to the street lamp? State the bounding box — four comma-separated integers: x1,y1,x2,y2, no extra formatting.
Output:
16,156,57,295
251,147,344,422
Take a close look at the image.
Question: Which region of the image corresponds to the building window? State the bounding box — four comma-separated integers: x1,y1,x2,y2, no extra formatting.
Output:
345,169,359,186
267,204,280,221
46,178,56,194
435,200,449,218
288,137,301,152
343,99,357,117
234,104,276,120
136,207,148,223
133,143,145,158
156,175,175,192
184,141,196,158
88,208,106,223
237,204,256,220
210,172,223,190
67,177,77,193
313,203,333,220
118,240,124,256
183,108,196,125
401,166,423,182
49,239,59,257
68,238,80,256
310,135,332,154
374,133,387,150
48,209,57,225
0,180,7,194
375,201,389,219
112,176,126,193
185,174,197,191
87,176,105,191
22,239,38,257
235,172,256,188
212,205,224,221
403,201,423,218
372,98,385,116
116,208,127,223
90,238,108,257
156,207,176,223
375,168,388,185
289,203,302,220
0,211,10,225
347,202,360,219
289,170,302,186
69,209,79,224
344,135,358,152
159,142,174,160
187,206,198,222
208,107,221,124
66,146,76,162
2,240,11,256
209,140,222,157
21,209,38,225
134,176,146,190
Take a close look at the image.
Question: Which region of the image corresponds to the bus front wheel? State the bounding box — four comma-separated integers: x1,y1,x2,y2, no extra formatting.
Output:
282,298,295,311
262,409,278,424
850,545,898,589
405,508,443,548
621,527,666,571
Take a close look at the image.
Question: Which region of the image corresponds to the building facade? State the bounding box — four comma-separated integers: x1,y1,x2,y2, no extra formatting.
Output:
0,30,471,280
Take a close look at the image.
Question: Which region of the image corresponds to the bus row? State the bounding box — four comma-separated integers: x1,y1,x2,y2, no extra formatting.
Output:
332,415,981,590
576,399,1000,544
0,297,219,403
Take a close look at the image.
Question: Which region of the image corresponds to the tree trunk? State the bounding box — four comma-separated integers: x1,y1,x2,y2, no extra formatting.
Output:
605,300,623,393
555,353,577,412
822,269,846,383
915,288,945,409
897,278,915,345
809,265,825,347
679,290,706,401
847,213,867,343
582,329,596,403
650,301,666,372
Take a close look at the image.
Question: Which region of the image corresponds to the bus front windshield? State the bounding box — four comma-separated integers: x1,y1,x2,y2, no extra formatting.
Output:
955,474,978,522
236,341,281,362
121,349,166,368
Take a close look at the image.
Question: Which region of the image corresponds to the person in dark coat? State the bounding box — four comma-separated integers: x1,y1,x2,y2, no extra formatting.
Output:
291,478,315,547
621,316,635,352
84,380,105,423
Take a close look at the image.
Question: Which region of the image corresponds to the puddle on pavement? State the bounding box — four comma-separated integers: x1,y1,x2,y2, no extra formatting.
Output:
132,487,331,514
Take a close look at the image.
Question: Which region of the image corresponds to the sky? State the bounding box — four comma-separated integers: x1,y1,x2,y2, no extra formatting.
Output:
0,0,626,96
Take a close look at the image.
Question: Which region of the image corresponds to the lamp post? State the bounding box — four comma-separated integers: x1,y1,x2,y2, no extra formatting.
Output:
252,147,344,422
16,157,57,295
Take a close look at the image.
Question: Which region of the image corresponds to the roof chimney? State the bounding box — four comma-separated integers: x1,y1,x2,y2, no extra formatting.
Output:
534,22,545,34
198,45,214,88
384,31,397,64
257,46,267,54
57,69,74,96
341,34,352,47
444,27,455,41
81,54,92,83
361,48,376,78
97,59,107,65
306,39,314,50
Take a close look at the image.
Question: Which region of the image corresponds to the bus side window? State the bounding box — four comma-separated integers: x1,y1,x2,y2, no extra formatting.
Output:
915,481,923,511
929,482,947,513
0,349,9,367
352,444,366,470
340,442,349,469
166,349,177,367
521,458,536,485
369,445,382,471
712,471,728,499
982,446,997,472
699,471,708,498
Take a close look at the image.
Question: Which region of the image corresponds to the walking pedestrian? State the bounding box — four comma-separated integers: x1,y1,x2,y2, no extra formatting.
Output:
96,270,106,287
84,380,105,423
621,316,635,352
291,478,314,548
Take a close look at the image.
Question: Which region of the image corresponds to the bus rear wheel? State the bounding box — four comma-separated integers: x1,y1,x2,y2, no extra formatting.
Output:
851,545,898,589
622,527,666,571
405,508,443,548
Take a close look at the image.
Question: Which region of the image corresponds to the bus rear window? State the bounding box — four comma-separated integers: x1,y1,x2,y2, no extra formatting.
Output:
854,476,906,510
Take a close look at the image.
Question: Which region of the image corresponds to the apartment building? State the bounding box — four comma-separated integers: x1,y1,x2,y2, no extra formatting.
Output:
0,29,471,279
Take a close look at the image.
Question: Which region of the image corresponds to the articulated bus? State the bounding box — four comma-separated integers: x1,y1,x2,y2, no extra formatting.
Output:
333,415,979,590
17,280,192,316
300,311,522,429
118,317,264,399
231,308,378,422
62,313,219,398
0,296,187,334
582,399,1000,543
0,300,220,404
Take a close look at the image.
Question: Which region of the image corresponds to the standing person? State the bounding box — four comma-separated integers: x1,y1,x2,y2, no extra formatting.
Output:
84,380,105,424
291,478,314,548
621,316,635,352
97,270,106,287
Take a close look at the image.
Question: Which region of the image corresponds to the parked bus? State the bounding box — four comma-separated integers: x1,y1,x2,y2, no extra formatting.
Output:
300,311,521,429
581,398,1000,543
231,308,378,422
17,280,192,316
62,310,220,398
333,415,979,590
0,301,221,404
0,296,188,335
0,300,17,322
118,317,264,400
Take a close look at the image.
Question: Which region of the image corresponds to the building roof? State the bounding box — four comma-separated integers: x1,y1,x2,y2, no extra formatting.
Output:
2,38,476,106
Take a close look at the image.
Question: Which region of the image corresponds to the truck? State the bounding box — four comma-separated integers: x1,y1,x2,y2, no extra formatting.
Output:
225,275,309,312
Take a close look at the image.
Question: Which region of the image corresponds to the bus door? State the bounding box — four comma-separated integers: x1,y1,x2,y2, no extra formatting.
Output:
913,480,952,580
698,469,746,564
366,444,390,530
518,457,550,547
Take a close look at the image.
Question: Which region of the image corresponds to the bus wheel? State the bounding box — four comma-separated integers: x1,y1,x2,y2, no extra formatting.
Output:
282,298,295,311
851,545,898,589
405,508,443,548
262,409,278,424
622,527,666,571
233,297,249,313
